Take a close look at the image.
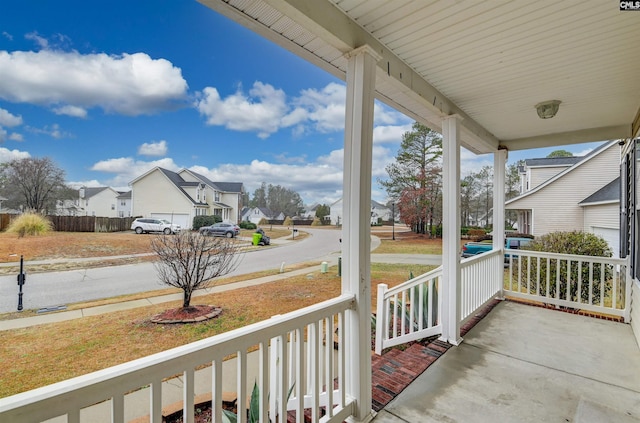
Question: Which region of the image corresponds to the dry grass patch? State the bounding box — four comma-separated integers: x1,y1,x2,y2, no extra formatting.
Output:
0,232,154,263
0,263,434,398
373,234,443,255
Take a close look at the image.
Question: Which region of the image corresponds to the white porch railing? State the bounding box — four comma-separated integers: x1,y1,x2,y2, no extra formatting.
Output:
460,249,503,323
504,250,631,321
0,295,356,423
374,267,442,355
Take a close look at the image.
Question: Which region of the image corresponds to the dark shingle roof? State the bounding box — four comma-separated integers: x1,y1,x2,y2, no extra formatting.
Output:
83,187,109,198
187,170,243,193
524,156,582,167
579,177,620,205
158,168,205,205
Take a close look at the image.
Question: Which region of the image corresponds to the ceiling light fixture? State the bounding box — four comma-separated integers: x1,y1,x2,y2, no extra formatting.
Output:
535,100,561,119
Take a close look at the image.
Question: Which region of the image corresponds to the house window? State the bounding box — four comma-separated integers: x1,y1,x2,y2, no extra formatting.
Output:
215,192,220,202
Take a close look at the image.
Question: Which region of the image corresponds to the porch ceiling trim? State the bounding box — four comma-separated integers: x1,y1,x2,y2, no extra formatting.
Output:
198,0,499,153
199,0,640,154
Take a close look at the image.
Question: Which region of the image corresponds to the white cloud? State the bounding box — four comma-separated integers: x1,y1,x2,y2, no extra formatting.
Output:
25,32,48,49
53,105,87,118
0,108,22,127
373,124,412,144
8,133,24,142
196,81,409,141
67,179,103,189
27,123,68,139
0,147,30,162
196,82,288,139
138,140,168,157
0,50,188,116
90,156,180,187
2,32,13,41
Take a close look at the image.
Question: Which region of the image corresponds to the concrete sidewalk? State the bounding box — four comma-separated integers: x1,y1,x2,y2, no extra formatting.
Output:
0,261,337,331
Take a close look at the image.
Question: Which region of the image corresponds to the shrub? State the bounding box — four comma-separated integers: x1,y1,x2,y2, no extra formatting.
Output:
519,231,612,304
6,213,53,237
258,217,269,226
239,221,257,230
192,215,222,230
283,216,293,227
311,217,323,226
468,228,486,238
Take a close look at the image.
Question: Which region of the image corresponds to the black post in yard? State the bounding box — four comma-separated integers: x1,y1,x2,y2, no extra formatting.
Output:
17,255,26,311
392,203,395,241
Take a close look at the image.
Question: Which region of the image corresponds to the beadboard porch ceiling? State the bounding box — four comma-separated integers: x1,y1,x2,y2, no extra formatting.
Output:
199,0,640,155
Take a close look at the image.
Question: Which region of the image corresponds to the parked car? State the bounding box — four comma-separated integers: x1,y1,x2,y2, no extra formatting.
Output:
131,218,181,235
462,236,533,261
199,222,240,238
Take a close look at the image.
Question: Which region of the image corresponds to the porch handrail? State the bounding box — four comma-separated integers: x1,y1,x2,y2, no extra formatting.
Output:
504,250,631,321
0,294,356,423
375,267,442,355
460,249,503,324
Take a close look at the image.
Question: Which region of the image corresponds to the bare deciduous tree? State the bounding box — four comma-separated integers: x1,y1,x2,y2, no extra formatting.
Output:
151,231,242,308
0,157,67,213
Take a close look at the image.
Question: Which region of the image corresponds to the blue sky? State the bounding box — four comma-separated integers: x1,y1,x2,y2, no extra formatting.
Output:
0,1,604,205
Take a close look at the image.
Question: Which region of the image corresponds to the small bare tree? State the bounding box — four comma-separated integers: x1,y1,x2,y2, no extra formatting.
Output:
151,231,242,308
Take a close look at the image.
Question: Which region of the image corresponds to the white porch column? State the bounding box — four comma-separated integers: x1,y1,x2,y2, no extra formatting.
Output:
440,115,463,346
494,149,507,298
342,44,380,423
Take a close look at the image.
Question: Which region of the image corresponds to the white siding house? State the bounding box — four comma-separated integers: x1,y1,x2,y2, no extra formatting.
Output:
116,191,132,218
78,187,121,217
506,141,620,252
518,156,581,194
241,207,275,224
329,198,390,225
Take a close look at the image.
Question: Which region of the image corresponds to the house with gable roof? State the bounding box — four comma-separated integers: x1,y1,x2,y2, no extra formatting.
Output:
77,186,122,217
506,140,621,255
129,167,244,229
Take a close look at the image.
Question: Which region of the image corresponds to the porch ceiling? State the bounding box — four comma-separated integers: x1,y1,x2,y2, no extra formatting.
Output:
199,0,640,154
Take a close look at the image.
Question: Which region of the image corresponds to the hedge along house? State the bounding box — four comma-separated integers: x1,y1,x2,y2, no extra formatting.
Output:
1,1,639,422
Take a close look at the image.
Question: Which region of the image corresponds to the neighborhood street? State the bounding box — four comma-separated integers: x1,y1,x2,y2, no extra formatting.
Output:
0,228,443,314
0,228,343,314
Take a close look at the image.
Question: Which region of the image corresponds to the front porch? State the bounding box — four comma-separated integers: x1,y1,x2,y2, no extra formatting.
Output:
373,299,640,423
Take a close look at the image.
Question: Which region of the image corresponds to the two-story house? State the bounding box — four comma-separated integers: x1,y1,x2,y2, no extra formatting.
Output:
506,140,621,255
130,167,244,229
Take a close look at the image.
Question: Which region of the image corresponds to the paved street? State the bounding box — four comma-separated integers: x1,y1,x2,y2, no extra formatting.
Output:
0,228,441,314
0,228,342,313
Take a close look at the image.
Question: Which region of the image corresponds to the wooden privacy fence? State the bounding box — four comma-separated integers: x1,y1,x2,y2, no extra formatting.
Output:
49,216,137,232
0,214,136,233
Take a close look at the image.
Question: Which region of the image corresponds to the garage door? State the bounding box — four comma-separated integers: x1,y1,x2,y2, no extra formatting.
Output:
151,213,190,230
592,227,619,258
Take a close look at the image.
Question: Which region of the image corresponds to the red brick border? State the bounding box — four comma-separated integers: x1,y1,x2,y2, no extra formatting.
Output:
370,299,501,412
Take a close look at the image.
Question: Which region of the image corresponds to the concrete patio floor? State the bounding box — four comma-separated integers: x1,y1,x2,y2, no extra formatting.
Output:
372,301,640,423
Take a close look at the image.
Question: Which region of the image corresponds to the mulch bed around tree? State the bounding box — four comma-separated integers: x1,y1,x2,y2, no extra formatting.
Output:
151,305,222,324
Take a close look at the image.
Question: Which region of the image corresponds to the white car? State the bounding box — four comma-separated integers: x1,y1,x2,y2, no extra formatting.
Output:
131,218,181,235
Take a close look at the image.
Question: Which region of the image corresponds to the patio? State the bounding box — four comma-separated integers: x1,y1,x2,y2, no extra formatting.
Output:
374,300,640,423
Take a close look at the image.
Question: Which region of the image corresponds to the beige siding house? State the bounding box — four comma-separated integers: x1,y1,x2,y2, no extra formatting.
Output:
506,141,620,253
130,167,244,229
518,156,581,194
